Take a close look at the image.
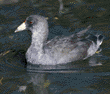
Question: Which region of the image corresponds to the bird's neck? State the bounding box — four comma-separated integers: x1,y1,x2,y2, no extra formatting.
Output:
30,22,49,52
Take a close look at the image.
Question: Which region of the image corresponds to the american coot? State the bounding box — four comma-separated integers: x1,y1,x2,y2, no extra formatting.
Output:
14,15,104,65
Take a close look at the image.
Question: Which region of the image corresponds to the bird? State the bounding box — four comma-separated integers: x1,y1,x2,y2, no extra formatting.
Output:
14,15,104,65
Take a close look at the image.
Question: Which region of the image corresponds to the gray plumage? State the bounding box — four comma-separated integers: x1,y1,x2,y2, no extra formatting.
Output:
15,15,104,65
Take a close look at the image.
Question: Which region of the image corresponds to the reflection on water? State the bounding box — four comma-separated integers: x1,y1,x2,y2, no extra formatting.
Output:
0,0,110,94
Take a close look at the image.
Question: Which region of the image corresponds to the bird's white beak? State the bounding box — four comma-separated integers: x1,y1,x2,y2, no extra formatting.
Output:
14,22,26,33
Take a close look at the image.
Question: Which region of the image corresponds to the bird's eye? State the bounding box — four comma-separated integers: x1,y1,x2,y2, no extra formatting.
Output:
29,21,33,24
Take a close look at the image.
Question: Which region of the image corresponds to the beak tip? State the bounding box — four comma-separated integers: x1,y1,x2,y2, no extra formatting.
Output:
14,30,18,33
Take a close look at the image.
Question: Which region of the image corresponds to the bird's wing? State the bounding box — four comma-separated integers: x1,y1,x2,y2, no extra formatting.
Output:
44,25,92,62
45,35,91,59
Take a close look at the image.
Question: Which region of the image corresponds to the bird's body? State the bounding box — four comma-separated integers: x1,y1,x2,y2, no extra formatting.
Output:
15,15,104,65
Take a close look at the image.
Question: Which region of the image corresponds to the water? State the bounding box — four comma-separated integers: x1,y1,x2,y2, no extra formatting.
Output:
0,0,110,94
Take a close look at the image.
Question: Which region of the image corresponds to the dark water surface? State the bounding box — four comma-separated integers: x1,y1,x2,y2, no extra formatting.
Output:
0,0,110,94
